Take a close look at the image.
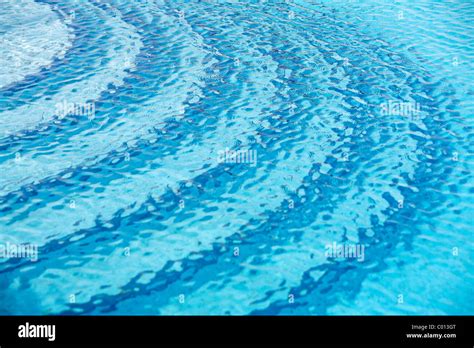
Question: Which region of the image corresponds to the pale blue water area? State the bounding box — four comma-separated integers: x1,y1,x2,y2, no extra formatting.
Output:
0,0,472,315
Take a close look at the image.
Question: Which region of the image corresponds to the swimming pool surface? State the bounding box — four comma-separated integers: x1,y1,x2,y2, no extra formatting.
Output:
0,0,473,315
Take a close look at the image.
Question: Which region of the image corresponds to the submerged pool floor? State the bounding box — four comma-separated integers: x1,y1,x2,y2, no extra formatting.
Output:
0,0,472,315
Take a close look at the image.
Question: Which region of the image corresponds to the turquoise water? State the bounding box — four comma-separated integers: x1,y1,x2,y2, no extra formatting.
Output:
0,0,473,315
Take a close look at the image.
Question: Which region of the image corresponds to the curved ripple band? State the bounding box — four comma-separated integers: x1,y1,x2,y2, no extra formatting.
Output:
0,0,472,316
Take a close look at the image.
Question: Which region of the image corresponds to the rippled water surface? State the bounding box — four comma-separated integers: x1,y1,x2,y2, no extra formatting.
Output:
0,0,473,315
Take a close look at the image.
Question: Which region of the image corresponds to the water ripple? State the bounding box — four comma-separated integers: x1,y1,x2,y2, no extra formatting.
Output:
0,0,472,315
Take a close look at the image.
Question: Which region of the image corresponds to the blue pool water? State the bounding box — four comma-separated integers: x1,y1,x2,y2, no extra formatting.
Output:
0,0,473,315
